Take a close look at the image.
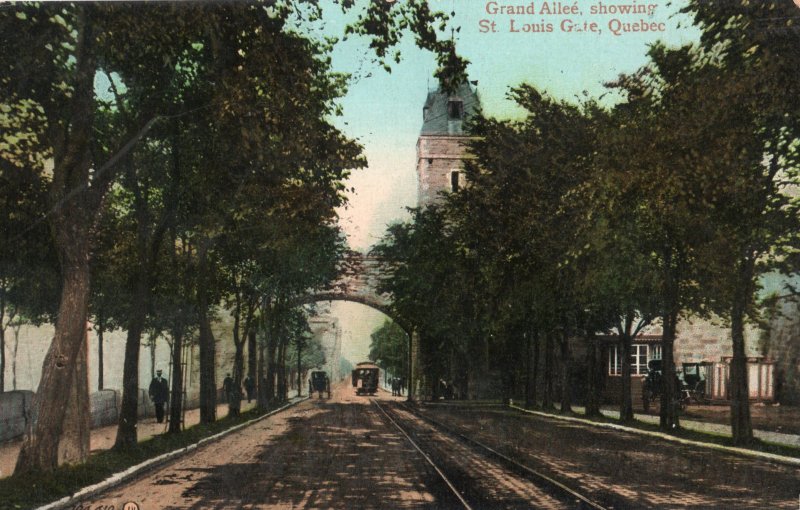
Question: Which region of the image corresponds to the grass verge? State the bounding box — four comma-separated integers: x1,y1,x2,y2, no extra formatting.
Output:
0,405,276,510
426,400,800,460
508,404,800,461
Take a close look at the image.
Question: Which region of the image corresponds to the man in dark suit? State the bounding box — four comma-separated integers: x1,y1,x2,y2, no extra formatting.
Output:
149,369,169,423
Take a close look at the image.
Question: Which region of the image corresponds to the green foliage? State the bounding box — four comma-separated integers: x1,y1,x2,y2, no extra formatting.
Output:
369,319,408,378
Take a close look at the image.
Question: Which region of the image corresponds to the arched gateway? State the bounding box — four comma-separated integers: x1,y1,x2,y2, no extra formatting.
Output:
295,250,421,400
296,81,478,401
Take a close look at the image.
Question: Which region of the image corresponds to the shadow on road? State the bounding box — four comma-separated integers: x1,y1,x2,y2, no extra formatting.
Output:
164,400,458,509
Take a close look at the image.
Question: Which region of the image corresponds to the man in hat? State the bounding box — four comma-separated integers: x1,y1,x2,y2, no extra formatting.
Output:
149,369,170,423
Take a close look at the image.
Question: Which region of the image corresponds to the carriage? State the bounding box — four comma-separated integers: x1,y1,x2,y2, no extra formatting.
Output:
642,360,711,412
309,370,331,398
352,362,380,396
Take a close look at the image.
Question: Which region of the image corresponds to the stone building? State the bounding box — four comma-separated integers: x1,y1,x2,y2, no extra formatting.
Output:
598,318,774,406
416,81,480,207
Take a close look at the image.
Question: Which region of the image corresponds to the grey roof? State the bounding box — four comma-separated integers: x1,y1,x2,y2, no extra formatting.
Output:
420,82,480,135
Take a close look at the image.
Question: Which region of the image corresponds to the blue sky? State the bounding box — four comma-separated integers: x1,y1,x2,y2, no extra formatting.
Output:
307,0,701,252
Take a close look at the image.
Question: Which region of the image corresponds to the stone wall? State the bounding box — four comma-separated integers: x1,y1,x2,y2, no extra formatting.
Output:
1,389,124,442
764,296,800,404
0,390,35,442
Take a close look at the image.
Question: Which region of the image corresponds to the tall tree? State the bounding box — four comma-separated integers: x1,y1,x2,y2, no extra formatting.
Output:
369,319,409,380
682,0,800,446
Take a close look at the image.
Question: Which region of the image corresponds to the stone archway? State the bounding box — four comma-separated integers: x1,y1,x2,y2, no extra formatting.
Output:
296,250,420,400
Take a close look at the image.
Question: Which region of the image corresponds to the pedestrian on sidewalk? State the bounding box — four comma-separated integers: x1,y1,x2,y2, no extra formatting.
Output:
223,373,233,403
244,375,255,403
149,369,169,423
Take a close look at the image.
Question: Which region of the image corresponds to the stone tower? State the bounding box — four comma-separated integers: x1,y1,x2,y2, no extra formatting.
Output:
416,81,480,207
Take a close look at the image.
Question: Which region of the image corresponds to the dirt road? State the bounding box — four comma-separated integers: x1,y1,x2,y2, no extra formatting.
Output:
83,383,447,509
69,384,800,509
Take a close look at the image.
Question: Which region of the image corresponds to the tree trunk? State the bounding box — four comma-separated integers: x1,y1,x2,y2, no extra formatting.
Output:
619,326,634,422
59,333,90,465
97,319,104,391
15,5,95,474
658,246,681,432
542,331,554,410
730,259,754,445
149,334,157,383
1,296,5,394
197,242,217,424
16,262,91,473
529,329,540,408
659,309,680,431
12,323,22,390
247,328,257,381
277,338,287,401
524,329,534,408
265,312,279,403
559,330,572,414
168,330,184,433
257,333,268,409
229,323,244,417
296,340,303,398
198,311,217,423
114,277,148,450
585,331,601,418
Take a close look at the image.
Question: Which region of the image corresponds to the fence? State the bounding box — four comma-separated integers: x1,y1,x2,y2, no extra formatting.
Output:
708,357,775,402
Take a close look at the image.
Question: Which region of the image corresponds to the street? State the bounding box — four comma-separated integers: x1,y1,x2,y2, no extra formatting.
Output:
88,383,444,509
74,382,800,510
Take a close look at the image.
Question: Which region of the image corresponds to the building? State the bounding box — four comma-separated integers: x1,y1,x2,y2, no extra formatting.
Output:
416,81,480,207
599,318,776,405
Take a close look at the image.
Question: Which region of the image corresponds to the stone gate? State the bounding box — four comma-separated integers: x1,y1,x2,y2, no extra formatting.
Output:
299,250,421,400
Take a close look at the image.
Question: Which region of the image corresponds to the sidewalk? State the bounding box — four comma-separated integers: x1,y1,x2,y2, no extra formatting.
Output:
0,399,259,479
577,404,800,448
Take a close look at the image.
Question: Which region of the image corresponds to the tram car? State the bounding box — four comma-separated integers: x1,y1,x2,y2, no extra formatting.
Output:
352,362,380,396
309,370,331,398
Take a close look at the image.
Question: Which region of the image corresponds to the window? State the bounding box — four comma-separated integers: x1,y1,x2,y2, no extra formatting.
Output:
632,344,648,375
447,99,464,120
451,171,460,192
608,343,661,376
650,344,662,361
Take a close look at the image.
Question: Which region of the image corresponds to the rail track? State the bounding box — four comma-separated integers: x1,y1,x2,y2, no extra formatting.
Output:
373,399,609,510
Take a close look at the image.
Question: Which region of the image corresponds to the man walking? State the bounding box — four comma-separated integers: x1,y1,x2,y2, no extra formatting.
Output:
149,369,169,423
244,375,255,403
223,373,234,403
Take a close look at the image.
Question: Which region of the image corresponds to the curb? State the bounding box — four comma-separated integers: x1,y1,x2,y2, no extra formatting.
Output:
508,403,800,468
37,397,308,510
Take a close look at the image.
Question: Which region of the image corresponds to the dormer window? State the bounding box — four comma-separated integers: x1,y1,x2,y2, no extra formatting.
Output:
447,99,464,120
423,105,430,120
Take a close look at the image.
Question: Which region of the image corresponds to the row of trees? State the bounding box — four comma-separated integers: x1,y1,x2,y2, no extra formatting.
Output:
375,1,800,445
369,319,409,382
0,0,467,474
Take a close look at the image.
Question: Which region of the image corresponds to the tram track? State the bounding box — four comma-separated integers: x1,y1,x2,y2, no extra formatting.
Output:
373,399,609,510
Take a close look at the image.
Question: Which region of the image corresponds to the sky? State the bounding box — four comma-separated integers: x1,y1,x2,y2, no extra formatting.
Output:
305,0,702,362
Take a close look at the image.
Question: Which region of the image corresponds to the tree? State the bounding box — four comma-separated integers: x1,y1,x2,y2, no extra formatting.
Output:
1,0,468,472
374,206,476,399
450,86,599,409
0,140,57,393
681,0,800,446
369,319,409,380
